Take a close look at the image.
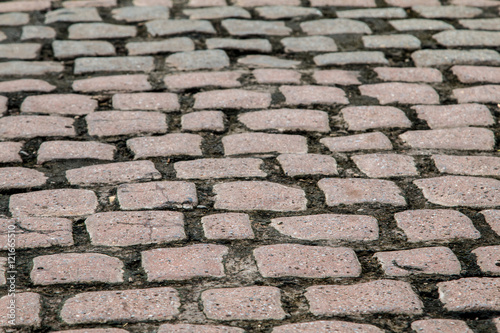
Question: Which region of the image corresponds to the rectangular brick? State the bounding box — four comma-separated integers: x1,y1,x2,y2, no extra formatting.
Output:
63,0,117,8
452,65,500,83
112,92,179,111
353,153,418,178
0,43,41,60
194,89,271,109
400,128,495,150
274,321,385,333
277,153,338,176
127,38,194,56
202,213,255,240
253,69,301,84
341,106,411,131
0,1,50,12
184,6,250,19
459,18,500,30
337,7,406,18
238,55,300,68
37,141,115,164
362,34,421,49
206,38,272,52
222,19,291,36
21,94,97,116
53,41,115,59
112,5,169,22
313,69,361,85
412,49,500,67
127,133,202,159
72,74,152,93
0,142,22,163
0,115,75,139
453,85,500,103
74,56,155,74
0,79,56,93
182,111,225,132
413,104,494,129
0,13,29,26
0,167,47,190
134,0,172,6
413,5,482,18
0,61,64,76
311,0,375,6
164,71,242,91
159,324,243,333
314,51,388,65
374,67,443,82
174,158,266,179
223,133,307,155
146,19,215,36
482,210,500,236
321,132,393,152
258,6,322,19
360,82,439,104
280,85,349,105
434,154,500,177
21,26,56,40
302,19,372,35
86,111,167,137
390,18,454,31
68,23,136,39
239,108,330,132
438,278,500,312
0,293,41,328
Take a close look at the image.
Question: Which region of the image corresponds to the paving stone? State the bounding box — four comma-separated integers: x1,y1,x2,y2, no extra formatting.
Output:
127,38,194,55
0,1,50,12
432,155,500,177
184,6,250,19
117,181,198,210
66,160,161,186
341,106,411,131
0,142,22,163
314,51,388,66
134,0,172,6
165,71,242,91
434,30,500,47
201,286,286,320
239,108,330,132
352,154,418,178
363,34,421,49
375,247,461,276
360,83,439,104
273,321,384,333
60,287,180,324
112,92,179,111
52,329,129,333
175,158,265,179
85,211,185,246
0,31,5,42
146,19,215,36
142,244,228,281
411,319,474,333
31,253,123,285
374,67,442,82
166,50,229,71
0,61,58,76
253,69,300,84
222,19,291,36
412,49,500,67
21,94,97,115
452,0,500,5
206,38,272,52
158,324,243,333
0,167,47,190
68,23,136,39
281,36,337,53
280,85,349,105
414,104,494,129
223,133,307,155
256,6,322,19
37,141,115,163
301,19,372,35
0,43,41,59
320,132,393,152
452,65,500,83
306,280,423,315
182,111,225,132
235,0,300,6
75,56,155,74
472,246,500,275
337,7,406,18
0,217,73,249
86,111,167,137
63,0,117,8
194,89,272,109
0,115,75,139
202,213,255,240
127,133,203,159
481,210,500,236
399,127,495,150
459,18,500,30
0,293,41,328
0,13,29,25
438,277,500,312
45,7,101,23
0,79,56,93
313,70,361,85
277,153,338,176
0,96,6,113
389,18,455,31
311,0,376,5
386,0,440,5
413,5,482,18
10,189,98,218
73,74,152,92
188,0,227,6
112,6,169,22
238,55,300,68
22,25,56,40
53,40,115,59
495,318,500,333
453,85,500,103
254,244,361,278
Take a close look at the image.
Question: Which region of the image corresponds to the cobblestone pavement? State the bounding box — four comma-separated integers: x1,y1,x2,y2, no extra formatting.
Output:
0,0,499,332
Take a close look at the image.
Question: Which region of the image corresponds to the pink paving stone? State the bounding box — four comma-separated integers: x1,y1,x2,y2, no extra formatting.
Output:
63,0,117,8
166,50,229,71
72,74,152,93
134,0,172,6
213,181,307,211
281,36,336,53
385,0,440,6
85,211,185,246
112,93,179,111
0,1,50,12
321,132,393,152
206,38,272,52
127,133,203,159
188,0,227,6
86,111,167,137
482,210,500,236
74,56,155,74
432,155,500,176
201,286,286,320
341,106,411,131
182,111,225,132
193,89,271,109
254,244,361,278
239,109,330,132
352,153,418,178
21,25,56,40
273,321,384,333
253,69,301,84
174,158,266,179
472,246,500,275
306,280,423,315
31,253,124,285
0,217,73,249
69,23,136,40
452,65,500,83
21,94,97,116
202,213,255,240
452,85,500,103
0,142,22,163
0,293,41,328
438,277,500,312
223,133,307,155
127,38,195,56
117,181,198,210
374,67,443,82
52,329,129,333
142,244,228,281
318,178,406,206
313,70,361,85
0,79,56,93
60,287,180,324
238,55,300,68
0,167,47,190
234,0,299,6
413,104,494,129
9,189,98,218
0,116,75,139
164,71,242,91
395,209,480,242
359,83,440,104
0,61,64,76
159,324,243,333
310,0,376,6
375,246,461,276
37,141,115,164
399,127,495,150
411,319,473,333
277,153,338,176
280,85,349,105
453,0,500,5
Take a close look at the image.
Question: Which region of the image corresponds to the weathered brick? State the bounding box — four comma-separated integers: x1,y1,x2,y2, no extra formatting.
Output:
256,6,322,19
311,0,375,5
453,85,500,103
75,56,154,74
271,214,379,241
201,287,286,320
338,7,406,18
360,83,439,104
253,69,300,84
213,181,307,211
277,153,338,176
0,115,75,139
254,244,361,278
175,158,265,179
206,38,272,52
112,92,179,111
435,30,500,47
459,18,500,30
413,103,493,128
239,108,330,132
386,0,440,5
452,65,500,83
166,50,229,71
127,38,194,56
321,132,393,152
146,19,215,36
306,280,423,315
342,106,411,131
432,155,500,176
313,69,361,85
164,71,242,91
222,19,291,36
399,127,495,150
0,13,29,26
45,7,101,23
352,154,418,178
72,74,152,93
0,61,64,76
202,213,255,240
281,36,337,53
69,23,136,39
117,181,197,210
0,142,22,163
301,19,372,35
31,253,123,285
21,94,97,116
411,319,473,333
184,6,250,19
53,41,115,59
182,111,225,132
21,26,56,40
0,293,41,328
134,0,172,6
112,6,169,22
438,278,500,312
142,244,228,281
238,55,300,68
86,111,167,137
0,1,50,12
10,189,98,218
158,324,243,333
37,141,115,164
315,51,388,66
481,210,500,236
0,79,56,93
374,67,442,82
188,0,227,6
280,85,349,105
60,287,180,324
127,133,202,159
395,209,480,242
235,0,299,6
413,5,482,18
318,178,406,206
363,34,420,49
472,246,500,275
0,43,41,60
389,18,455,31
194,89,271,109
412,49,500,67
0,167,47,190
223,133,307,155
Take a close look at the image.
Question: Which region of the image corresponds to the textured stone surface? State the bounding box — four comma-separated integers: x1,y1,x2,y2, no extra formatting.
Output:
74,56,154,74
21,94,97,115
127,38,194,55
0,61,64,76
315,51,388,65
301,19,372,35
239,109,330,132
374,67,442,82
112,92,179,111
277,153,338,176
165,72,242,91
45,8,102,24
175,158,265,179
194,89,271,109
238,55,300,68
321,132,393,152
432,155,500,176
360,83,439,104
352,154,418,178
390,19,455,31
202,213,255,240
72,74,152,92
280,85,349,105
184,6,250,19
166,50,229,71
0,167,47,190
411,320,473,333
413,5,482,18
452,65,500,83
399,128,495,150
37,141,115,164
0,79,56,93
362,34,421,49
273,321,384,333
281,36,337,52
86,111,167,137
481,210,500,236
338,7,406,18
182,111,225,132
222,19,291,36
147,19,215,36
68,23,137,39
253,69,301,84
112,6,169,22
413,104,494,128
342,106,411,130
158,324,244,333
127,134,203,158
438,278,500,312
453,85,500,103
223,133,307,155
0,115,76,139
0,43,41,60
206,38,272,52
0,293,41,327
473,246,500,275
412,49,500,67
314,70,361,85
0,142,22,163
256,6,322,19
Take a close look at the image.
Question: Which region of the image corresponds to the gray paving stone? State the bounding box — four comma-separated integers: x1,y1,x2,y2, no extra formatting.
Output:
386,0,440,6
127,38,194,55
374,67,442,82
412,49,500,67
256,6,322,19
69,23,137,39
311,0,376,6
314,51,388,65
0,31,5,42
321,132,393,152
0,43,41,60
0,0,50,12
166,50,229,70
62,0,117,8
184,6,250,19
281,36,337,52
45,8,102,24
413,5,482,18
337,7,406,18
21,26,56,40
434,30,500,46
301,19,372,35
453,85,500,103
112,6,169,22
222,19,291,36
389,18,455,31
53,40,115,59
235,0,300,6
74,56,155,74
72,74,152,92
146,19,215,36
459,18,500,30
362,35,421,49
0,13,29,26
206,38,272,52
452,65,500,83
238,55,300,68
